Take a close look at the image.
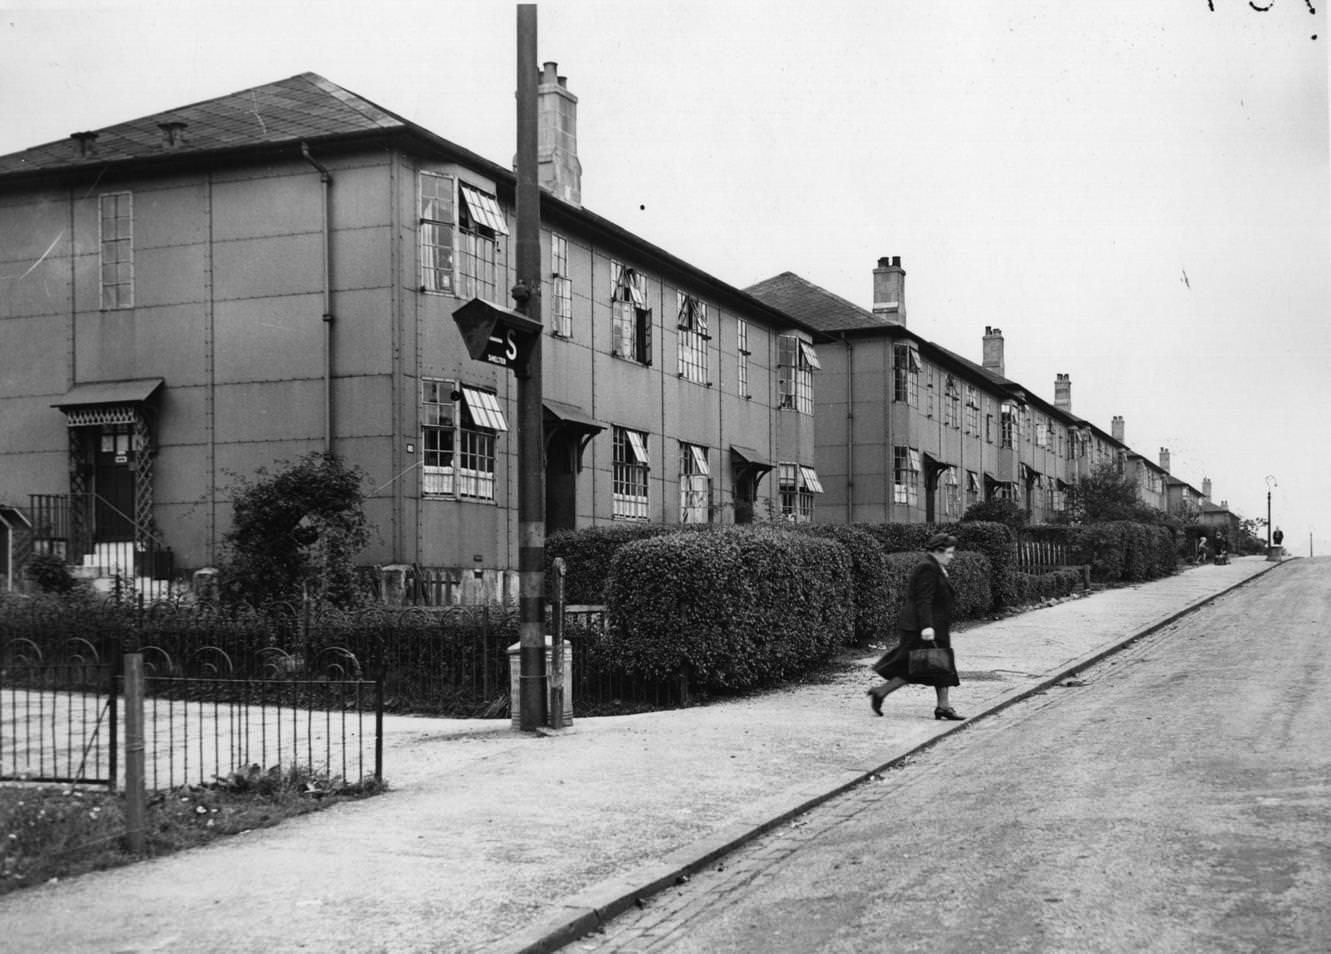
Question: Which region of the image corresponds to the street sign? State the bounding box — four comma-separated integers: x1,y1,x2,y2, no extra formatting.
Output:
452,298,542,372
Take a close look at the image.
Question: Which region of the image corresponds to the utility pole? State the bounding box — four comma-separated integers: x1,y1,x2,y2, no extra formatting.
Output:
514,3,546,730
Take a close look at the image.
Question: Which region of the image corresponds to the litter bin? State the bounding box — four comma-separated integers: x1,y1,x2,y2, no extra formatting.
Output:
507,636,572,729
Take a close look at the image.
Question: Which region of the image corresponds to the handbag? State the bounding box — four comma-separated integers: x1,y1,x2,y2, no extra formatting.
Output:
907,643,953,679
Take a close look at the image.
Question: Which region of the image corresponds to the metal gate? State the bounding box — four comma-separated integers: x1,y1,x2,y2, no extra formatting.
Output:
0,635,119,787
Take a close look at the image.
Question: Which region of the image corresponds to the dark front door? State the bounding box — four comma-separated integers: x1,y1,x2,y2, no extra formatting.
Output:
93,425,135,542
545,432,578,534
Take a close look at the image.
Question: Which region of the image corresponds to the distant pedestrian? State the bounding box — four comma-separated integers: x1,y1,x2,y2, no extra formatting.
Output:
867,533,964,721
1273,528,1284,547
1195,535,1209,565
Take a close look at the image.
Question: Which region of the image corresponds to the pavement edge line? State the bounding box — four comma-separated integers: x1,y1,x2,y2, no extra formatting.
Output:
480,560,1285,954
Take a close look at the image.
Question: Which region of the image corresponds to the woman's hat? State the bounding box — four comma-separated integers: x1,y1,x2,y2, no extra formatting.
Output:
924,533,958,551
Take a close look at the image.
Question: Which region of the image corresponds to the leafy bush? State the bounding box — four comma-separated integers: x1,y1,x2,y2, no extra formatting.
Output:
793,524,891,645
960,497,1028,530
854,523,933,555
22,554,80,594
880,550,991,634
219,452,371,608
1069,521,1175,584
545,524,681,604
856,520,1015,611
604,527,851,692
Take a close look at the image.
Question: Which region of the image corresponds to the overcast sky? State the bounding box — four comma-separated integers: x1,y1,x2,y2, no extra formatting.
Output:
3,0,1327,550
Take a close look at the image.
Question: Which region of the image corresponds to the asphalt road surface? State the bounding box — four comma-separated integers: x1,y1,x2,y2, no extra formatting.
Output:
577,558,1331,954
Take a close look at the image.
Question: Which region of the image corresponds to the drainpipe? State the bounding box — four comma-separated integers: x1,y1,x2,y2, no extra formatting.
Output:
300,142,334,453
841,334,854,522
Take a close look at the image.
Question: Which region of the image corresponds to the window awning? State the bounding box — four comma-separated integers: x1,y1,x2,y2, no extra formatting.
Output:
966,471,981,492
907,449,923,472
686,444,711,476
798,340,821,370
625,429,650,464
799,465,824,494
729,444,774,474
459,386,509,432
458,183,510,236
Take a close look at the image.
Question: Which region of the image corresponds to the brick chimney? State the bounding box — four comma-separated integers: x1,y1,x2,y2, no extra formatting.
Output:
1202,477,1212,501
70,131,98,158
1111,415,1124,443
1159,447,1171,473
872,256,906,324
1054,373,1071,412
982,327,1005,377
537,62,582,207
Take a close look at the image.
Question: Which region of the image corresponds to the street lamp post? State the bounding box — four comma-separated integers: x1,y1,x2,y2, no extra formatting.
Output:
1265,474,1277,555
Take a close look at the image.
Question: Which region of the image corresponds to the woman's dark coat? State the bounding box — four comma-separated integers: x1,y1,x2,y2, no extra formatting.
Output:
872,554,961,687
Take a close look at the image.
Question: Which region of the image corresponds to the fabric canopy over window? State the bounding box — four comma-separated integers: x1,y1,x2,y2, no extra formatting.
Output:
458,183,510,235
459,386,509,431
799,465,824,493
625,429,649,464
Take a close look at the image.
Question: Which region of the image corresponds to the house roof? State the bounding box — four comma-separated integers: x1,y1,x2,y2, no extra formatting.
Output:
0,73,818,337
745,272,898,334
0,73,405,176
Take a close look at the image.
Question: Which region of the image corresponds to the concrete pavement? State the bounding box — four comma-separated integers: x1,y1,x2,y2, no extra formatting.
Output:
0,556,1283,954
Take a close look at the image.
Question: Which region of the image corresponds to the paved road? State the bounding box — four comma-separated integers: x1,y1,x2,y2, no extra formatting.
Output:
577,558,1331,954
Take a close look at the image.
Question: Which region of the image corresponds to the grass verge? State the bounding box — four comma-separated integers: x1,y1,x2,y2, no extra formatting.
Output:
0,767,384,897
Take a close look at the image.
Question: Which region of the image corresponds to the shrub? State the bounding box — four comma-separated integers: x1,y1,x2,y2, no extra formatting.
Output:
545,524,681,604
880,550,991,634
219,452,371,608
942,521,1018,610
1015,568,1084,602
793,524,891,645
604,527,852,692
23,554,79,594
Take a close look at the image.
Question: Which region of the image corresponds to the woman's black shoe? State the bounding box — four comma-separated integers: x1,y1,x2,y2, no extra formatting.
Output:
867,689,884,717
934,707,964,721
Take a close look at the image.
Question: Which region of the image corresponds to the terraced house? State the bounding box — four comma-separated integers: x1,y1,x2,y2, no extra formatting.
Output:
748,259,1131,526
0,68,821,592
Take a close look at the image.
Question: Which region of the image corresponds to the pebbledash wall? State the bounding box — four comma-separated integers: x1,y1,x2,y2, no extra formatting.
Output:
0,70,820,586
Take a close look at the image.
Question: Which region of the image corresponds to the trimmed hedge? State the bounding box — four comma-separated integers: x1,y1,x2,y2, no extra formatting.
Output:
793,523,891,645
1068,521,1178,584
1014,568,1085,603
857,521,1017,611
545,524,681,604
604,527,852,692
880,550,991,635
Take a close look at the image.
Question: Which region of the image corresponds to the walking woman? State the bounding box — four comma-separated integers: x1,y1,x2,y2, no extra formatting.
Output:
866,533,964,720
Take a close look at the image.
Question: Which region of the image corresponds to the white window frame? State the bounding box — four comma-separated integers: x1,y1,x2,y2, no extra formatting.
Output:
613,426,650,519
551,232,572,337
778,462,819,522
737,319,751,398
418,172,455,294
676,291,709,383
421,379,505,501
777,335,817,414
99,192,133,309
611,262,651,364
894,446,921,507
679,442,711,523
893,344,920,406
